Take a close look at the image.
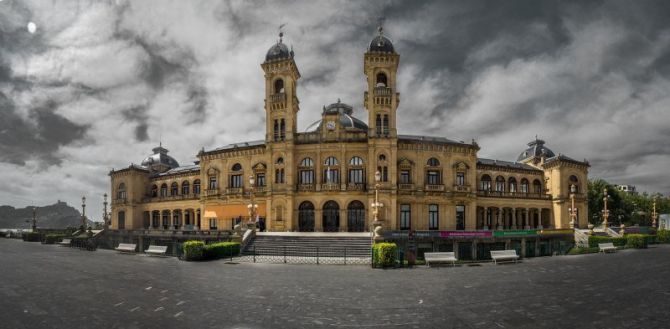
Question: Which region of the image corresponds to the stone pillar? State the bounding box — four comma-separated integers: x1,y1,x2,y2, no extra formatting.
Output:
537,209,543,229
511,208,517,229
315,209,323,232
484,207,489,230
339,209,347,232
524,208,530,229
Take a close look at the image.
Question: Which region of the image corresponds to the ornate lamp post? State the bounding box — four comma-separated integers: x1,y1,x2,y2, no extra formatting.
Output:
31,207,37,231
371,170,384,241
81,196,87,229
652,197,658,228
601,188,610,228
247,175,258,230
103,193,109,229
569,184,577,229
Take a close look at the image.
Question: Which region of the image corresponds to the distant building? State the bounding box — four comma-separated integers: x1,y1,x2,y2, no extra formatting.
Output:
616,184,637,195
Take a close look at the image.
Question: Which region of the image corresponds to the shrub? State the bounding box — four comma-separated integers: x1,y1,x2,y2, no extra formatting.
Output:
182,240,205,261
22,232,41,242
43,234,66,244
588,236,626,248
203,242,240,260
0,232,6,238
625,234,648,249
372,242,397,268
568,247,600,255
657,230,670,244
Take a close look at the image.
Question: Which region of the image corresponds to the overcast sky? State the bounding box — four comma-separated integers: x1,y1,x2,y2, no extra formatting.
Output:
1,0,669,219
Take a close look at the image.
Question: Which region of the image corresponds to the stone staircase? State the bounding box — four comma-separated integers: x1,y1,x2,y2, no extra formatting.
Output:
242,232,372,258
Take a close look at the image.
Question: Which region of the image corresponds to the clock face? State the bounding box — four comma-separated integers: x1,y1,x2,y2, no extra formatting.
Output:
326,120,336,130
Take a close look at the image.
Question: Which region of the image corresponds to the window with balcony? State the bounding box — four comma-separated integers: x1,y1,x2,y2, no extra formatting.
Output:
456,172,465,186
426,170,440,185
275,168,285,184
256,173,266,187
151,184,158,197
520,178,529,193
229,175,242,188
160,183,168,197
400,204,411,230
193,179,201,195
209,176,218,189
509,177,517,193
533,179,542,194
171,182,178,196
299,157,315,185
117,183,126,200
182,181,190,195
479,175,492,191
400,170,411,184
348,169,364,184
495,176,505,192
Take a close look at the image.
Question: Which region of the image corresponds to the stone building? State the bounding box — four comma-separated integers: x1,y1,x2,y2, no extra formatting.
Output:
108,27,589,236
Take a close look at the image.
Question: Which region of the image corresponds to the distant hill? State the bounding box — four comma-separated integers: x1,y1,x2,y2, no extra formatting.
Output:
0,201,93,229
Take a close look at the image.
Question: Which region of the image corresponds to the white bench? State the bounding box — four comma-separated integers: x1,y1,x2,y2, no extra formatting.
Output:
59,238,71,246
424,252,458,267
115,243,137,253
145,245,168,256
599,242,617,253
490,250,519,264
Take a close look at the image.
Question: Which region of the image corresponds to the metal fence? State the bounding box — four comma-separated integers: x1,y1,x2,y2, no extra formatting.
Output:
238,246,371,265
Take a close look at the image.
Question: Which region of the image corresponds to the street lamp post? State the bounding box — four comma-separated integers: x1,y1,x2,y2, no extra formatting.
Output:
81,196,87,230
103,193,109,229
569,184,577,229
652,197,658,228
371,170,384,241
31,207,37,231
247,175,258,231
601,188,610,228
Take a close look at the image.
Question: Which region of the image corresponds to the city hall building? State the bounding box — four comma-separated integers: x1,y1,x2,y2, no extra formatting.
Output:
109,27,590,241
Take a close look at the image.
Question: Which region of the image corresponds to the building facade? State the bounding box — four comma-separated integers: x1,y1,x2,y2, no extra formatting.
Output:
109,28,590,235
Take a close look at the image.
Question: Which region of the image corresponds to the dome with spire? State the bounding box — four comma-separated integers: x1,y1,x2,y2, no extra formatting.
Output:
517,138,556,162
265,32,294,62
141,145,180,171
368,25,395,53
305,99,368,132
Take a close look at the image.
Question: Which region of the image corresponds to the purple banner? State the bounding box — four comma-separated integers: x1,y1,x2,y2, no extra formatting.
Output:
440,231,492,238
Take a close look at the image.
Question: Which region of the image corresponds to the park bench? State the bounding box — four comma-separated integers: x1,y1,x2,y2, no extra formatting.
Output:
59,238,71,246
490,250,519,264
145,245,168,257
424,252,458,267
599,242,617,253
115,243,137,253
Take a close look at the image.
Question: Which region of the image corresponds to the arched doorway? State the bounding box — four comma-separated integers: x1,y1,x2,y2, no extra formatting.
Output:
347,201,366,232
323,201,340,232
298,201,315,232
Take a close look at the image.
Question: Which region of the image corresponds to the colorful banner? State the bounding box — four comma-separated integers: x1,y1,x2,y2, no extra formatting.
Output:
440,231,493,238
538,229,574,236
493,230,537,237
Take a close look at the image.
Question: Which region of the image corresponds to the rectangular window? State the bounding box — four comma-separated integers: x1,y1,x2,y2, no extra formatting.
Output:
428,204,439,230
456,172,465,186
496,180,505,192
323,168,339,183
273,120,279,141
426,170,440,185
275,168,285,184
256,173,266,187
375,114,382,136
456,205,465,230
400,204,411,230
348,169,364,184
480,180,491,191
377,166,388,182
209,218,217,230
400,170,411,184
383,115,389,136
193,183,201,195
208,176,218,190
280,119,286,140
299,170,314,185
230,174,242,188
118,211,125,230
152,214,159,228
160,186,167,197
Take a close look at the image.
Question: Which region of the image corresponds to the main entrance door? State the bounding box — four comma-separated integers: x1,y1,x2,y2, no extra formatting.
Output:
322,201,340,232
298,201,315,232
347,201,366,232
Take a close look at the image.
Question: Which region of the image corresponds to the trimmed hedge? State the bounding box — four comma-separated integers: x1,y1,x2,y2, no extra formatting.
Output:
588,236,626,248
568,247,600,255
43,234,66,244
182,240,205,261
203,242,240,260
626,234,648,249
657,230,670,244
22,232,41,242
372,242,397,268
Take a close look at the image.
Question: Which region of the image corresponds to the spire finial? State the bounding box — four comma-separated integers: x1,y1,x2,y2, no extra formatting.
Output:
278,23,286,43
377,16,385,36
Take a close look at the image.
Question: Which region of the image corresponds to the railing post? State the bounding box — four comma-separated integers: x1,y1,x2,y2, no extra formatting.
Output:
316,247,319,265
253,244,256,263
284,246,287,263
344,247,347,265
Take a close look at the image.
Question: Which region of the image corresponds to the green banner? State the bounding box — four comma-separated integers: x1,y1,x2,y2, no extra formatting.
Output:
493,230,537,237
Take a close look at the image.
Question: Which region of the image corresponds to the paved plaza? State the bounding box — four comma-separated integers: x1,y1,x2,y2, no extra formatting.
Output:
1,239,669,328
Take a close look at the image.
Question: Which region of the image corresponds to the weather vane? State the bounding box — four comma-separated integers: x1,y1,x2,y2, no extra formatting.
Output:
377,16,385,35
278,23,287,42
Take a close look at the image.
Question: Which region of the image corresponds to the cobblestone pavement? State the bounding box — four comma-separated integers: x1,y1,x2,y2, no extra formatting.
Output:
1,238,669,329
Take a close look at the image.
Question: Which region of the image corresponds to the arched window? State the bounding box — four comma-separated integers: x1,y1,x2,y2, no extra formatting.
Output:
427,158,440,167
170,182,178,196
276,157,284,164
229,164,242,188
274,78,284,94
160,183,168,197
323,201,340,232
569,175,579,193
151,210,160,228
299,158,315,185
181,181,190,195
480,175,492,191
520,178,530,193
533,179,542,194
376,72,387,87
117,211,125,229
495,176,505,192
378,154,386,162
231,163,242,171
349,156,364,166
377,154,388,182
298,201,315,232
117,183,127,200
508,177,517,193
323,157,339,184
193,179,201,195
347,201,366,232
151,184,158,197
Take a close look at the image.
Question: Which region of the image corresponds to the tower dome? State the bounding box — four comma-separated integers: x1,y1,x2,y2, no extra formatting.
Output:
517,138,555,162
141,145,180,173
368,25,395,53
265,32,294,62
